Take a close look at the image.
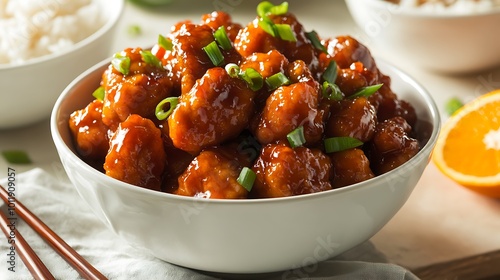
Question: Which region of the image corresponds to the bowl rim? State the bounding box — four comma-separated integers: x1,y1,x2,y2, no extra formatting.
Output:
349,0,500,19
0,0,124,70
50,57,441,205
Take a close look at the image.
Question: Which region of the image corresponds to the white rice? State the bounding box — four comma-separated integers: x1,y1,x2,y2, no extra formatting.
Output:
0,0,104,65
394,0,500,14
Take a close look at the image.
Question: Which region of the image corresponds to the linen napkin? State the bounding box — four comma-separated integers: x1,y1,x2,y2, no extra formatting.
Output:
0,168,419,280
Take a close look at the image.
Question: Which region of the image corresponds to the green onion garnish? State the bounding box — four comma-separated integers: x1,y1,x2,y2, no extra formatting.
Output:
203,41,224,66
214,26,232,51
322,61,338,84
158,34,173,51
256,2,295,42
155,97,179,120
257,1,289,17
258,18,296,42
349,84,383,99
274,23,296,42
92,86,105,101
2,150,32,164
257,1,274,17
140,50,162,68
269,1,288,15
127,24,142,37
265,72,290,91
287,126,306,148
322,81,343,101
225,63,240,78
324,137,363,153
258,17,276,37
240,68,264,91
306,30,327,53
111,52,131,75
445,97,463,116
237,167,256,192
225,64,263,91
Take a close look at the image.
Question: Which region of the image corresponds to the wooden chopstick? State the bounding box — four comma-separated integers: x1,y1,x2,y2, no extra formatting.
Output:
0,184,107,280
0,210,55,280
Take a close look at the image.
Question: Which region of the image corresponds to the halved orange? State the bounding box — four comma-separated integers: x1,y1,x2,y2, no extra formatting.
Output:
433,89,500,198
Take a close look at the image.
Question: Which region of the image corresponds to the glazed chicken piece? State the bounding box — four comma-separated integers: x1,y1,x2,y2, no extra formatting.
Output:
104,114,166,191
69,99,109,166
330,148,374,188
335,66,372,97
234,13,320,76
321,36,417,126
168,67,255,154
101,47,173,131
323,36,379,74
240,50,290,117
367,117,420,175
254,60,324,145
153,12,242,94
240,49,289,80
325,97,378,143
171,22,242,94
251,141,332,198
168,23,213,94
201,10,242,41
175,146,250,199
371,73,417,127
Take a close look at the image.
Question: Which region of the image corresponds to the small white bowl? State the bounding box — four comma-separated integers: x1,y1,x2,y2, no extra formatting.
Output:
345,0,500,74
0,0,123,130
51,58,440,273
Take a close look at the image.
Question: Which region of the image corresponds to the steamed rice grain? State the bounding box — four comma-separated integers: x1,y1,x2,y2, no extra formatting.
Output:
388,0,500,13
0,0,104,65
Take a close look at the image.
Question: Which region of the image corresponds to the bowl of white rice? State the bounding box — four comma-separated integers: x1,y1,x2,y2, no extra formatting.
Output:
345,0,500,74
0,0,123,129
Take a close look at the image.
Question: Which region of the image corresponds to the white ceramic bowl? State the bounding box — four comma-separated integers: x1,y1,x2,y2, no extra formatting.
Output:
51,58,440,274
345,0,500,74
0,0,123,130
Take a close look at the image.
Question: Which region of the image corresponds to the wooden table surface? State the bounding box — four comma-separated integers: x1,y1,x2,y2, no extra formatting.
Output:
1,1,500,279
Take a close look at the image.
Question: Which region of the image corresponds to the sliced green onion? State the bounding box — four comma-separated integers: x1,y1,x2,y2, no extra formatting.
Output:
225,64,263,91
269,1,289,15
111,52,131,75
258,17,276,37
155,97,179,120
265,72,290,91
257,1,288,17
349,84,383,99
324,137,363,153
256,1,293,41
140,50,162,68
322,81,343,101
158,34,173,51
257,1,274,17
287,126,306,148
445,97,463,116
322,61,338,84
274,23,296,42
203,41,224,66
237,167,256,192
127,24,142,37
2,150,32,164
225,63,240,78
92,86,105,101
258,18,295,42
214,26,232,51
240,68,264,91
306,30,327,53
